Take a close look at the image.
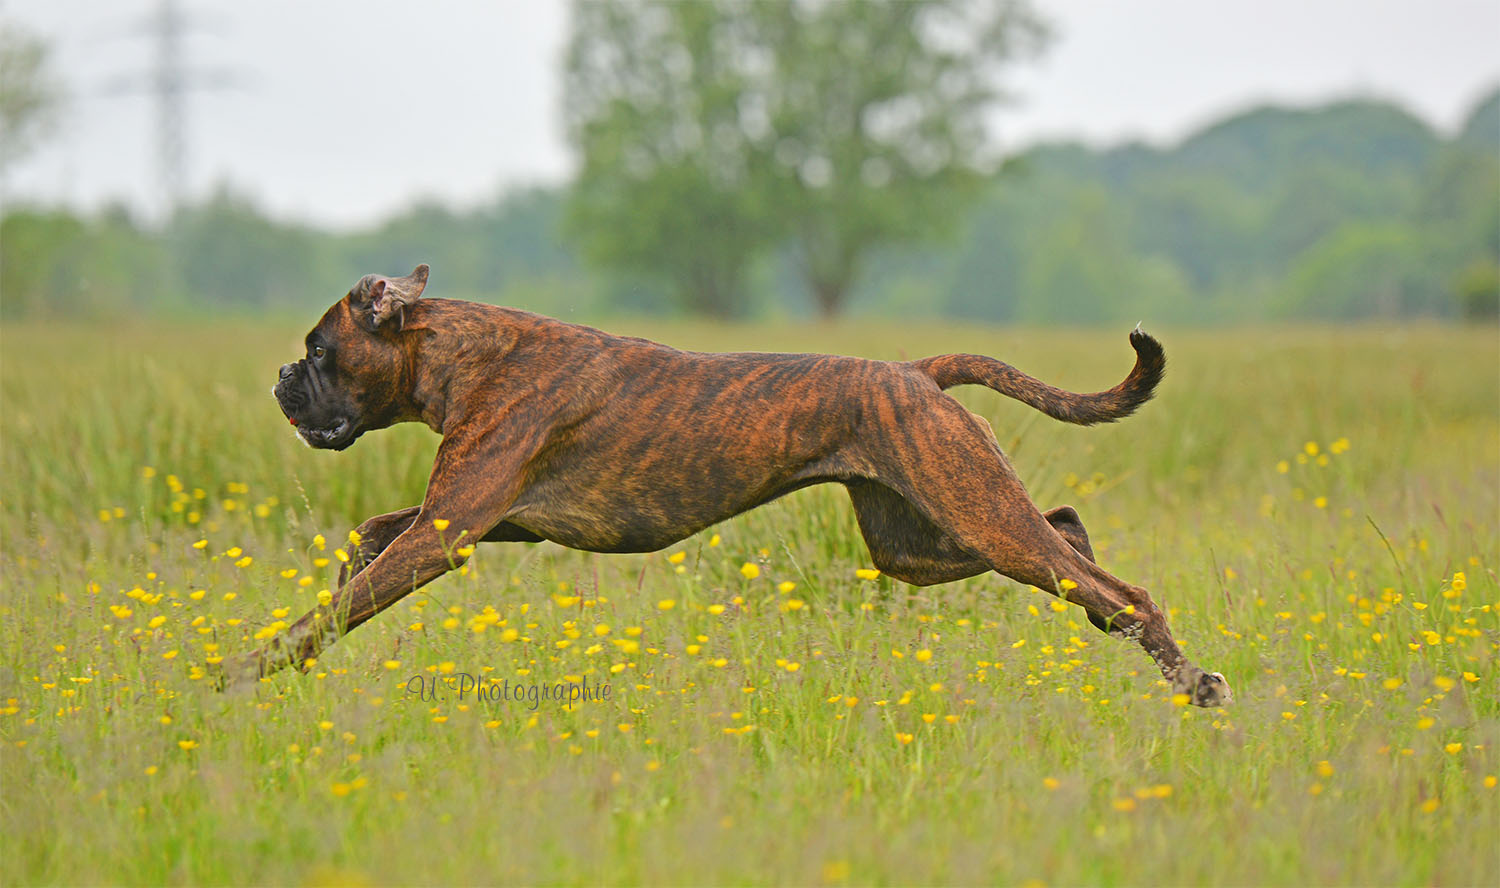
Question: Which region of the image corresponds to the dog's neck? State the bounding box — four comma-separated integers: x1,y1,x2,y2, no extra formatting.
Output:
401,300,524,435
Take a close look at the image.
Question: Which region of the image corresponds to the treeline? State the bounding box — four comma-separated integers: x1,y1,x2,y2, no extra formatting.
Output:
2,90,1496,323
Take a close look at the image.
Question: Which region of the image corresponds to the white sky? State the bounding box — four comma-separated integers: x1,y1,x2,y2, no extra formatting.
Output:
3,0,1497,229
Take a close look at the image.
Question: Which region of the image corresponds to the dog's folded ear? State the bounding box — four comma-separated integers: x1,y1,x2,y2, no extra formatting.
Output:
350,264,429,331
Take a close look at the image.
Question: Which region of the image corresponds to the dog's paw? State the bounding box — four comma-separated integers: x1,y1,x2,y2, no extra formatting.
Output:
1174,667,1232,707
1193,670,1232,707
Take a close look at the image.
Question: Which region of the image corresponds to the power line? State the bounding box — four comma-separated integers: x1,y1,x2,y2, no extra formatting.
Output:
100,0,245,218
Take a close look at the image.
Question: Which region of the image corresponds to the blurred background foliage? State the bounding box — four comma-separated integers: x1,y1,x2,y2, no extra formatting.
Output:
1,1,1496,325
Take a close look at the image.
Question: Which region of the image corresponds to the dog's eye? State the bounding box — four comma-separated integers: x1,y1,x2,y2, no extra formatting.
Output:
311,346,326,360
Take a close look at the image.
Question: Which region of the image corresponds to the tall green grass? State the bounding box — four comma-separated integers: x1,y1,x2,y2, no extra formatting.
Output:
1,320,1496,885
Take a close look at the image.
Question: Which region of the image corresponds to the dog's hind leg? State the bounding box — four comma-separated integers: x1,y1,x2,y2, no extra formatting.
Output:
857,392,1230,706
847,480,988,585
1043,505,1094,562
847,485,1099,586
1040,504,1129,638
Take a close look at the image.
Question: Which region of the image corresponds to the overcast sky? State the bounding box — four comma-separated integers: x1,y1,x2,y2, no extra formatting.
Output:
3,0,1497,229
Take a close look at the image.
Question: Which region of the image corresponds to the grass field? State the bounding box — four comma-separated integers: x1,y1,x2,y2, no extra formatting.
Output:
1,319,1496,886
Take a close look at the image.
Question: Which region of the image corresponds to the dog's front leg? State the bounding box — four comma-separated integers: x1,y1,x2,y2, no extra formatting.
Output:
334,508,545,591
252,511,476,676
219,422,542,688
337,506,423,588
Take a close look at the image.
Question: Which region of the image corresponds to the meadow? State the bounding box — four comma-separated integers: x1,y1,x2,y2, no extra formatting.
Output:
1,318,1496,886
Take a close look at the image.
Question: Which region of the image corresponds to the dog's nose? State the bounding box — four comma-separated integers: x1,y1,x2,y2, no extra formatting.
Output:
279,363,295,381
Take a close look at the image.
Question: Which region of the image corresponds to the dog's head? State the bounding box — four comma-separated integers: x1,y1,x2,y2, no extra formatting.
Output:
273,264,429,450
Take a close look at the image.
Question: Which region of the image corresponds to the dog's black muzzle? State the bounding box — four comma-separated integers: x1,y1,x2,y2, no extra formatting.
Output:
272,360,356,450
273,361,308,419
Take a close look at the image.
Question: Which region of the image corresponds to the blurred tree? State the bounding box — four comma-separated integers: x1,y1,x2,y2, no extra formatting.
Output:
0,208,168,320
0,23,63,175
4,85,1495,325
1417,92,1499,320
1456,86,1499,151
169,187,337,310
1016,186,1188,324
1123,172,1261,292
1258,161,1416,270
748,0,1048,317
340,187,615,314
563,1,777,317
1169,100,1439,193
562,0,1047,317
342,201,487,297
1454,259,1499,321
1278,223,1444,320
0,210,89,319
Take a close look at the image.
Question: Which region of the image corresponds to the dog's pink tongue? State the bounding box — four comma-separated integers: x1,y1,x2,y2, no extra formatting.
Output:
289,417,298,426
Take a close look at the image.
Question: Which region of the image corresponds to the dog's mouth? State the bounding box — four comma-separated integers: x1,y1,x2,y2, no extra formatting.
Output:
271,380,357,450
272,381,306,419
296,417,355,450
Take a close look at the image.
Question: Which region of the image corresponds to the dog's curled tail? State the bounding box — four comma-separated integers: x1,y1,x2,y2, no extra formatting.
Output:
911,327,1165,426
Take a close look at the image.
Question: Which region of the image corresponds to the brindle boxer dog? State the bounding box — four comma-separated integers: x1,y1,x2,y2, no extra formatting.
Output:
223,264,1231,706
